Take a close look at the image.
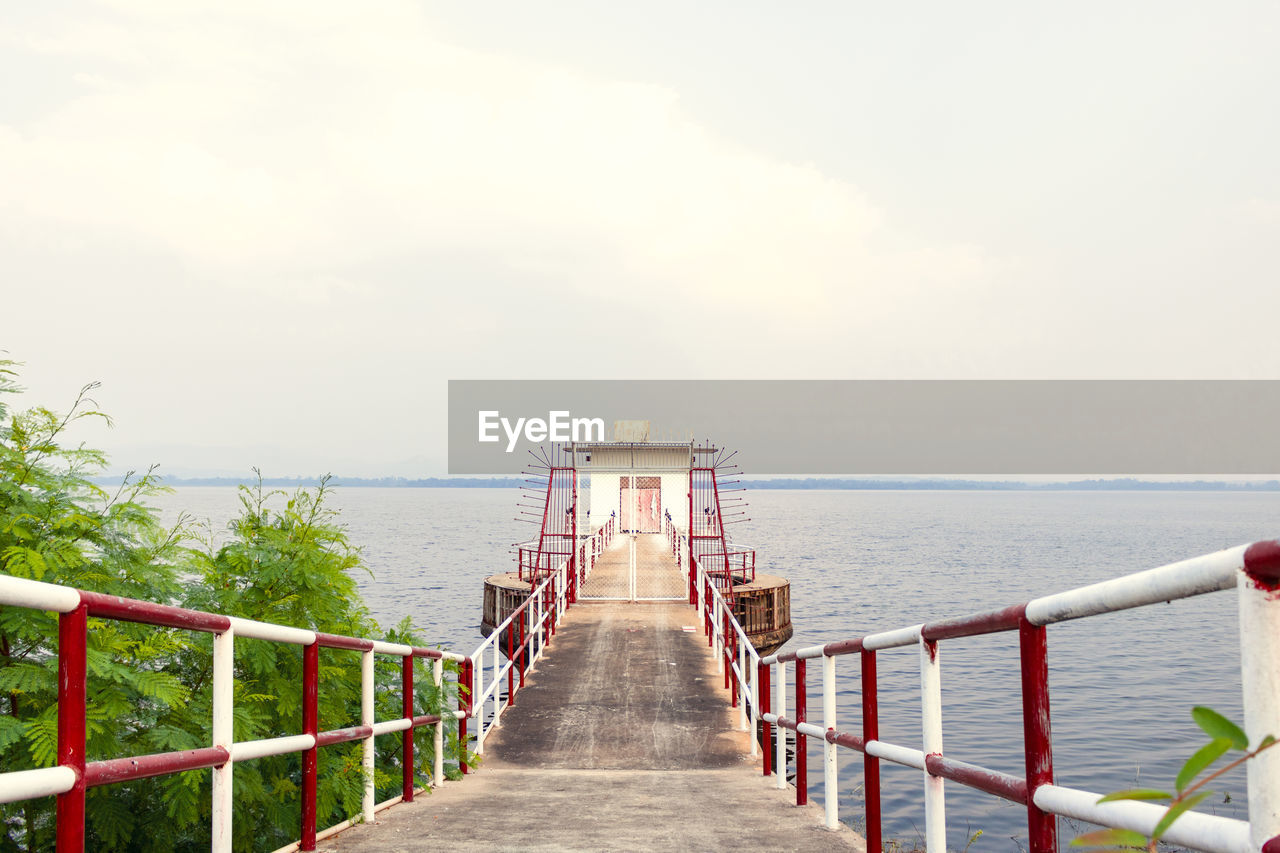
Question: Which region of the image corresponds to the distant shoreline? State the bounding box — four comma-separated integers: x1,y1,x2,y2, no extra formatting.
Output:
94,475,1280,491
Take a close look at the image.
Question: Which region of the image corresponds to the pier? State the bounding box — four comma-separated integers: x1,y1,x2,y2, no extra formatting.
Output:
325,594,858,851
2,432,1280,851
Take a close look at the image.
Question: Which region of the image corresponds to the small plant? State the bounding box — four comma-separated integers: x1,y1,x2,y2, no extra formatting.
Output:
1071,707,1276,851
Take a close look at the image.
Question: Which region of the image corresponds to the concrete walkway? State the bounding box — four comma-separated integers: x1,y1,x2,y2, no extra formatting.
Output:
324,599,862,851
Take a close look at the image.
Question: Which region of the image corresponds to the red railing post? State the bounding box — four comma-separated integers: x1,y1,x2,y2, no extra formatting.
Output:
706,580,713,645
796,657,808,806
507,616,515,705
549,577,556,637
56,603,88,852
1019,618,1057,853
862,649,882,853
723,611,731,692
518,608,526,690
402,653,415,802
688,475,696,604
301,642,320,850
459,658,472,775
761,661,772,777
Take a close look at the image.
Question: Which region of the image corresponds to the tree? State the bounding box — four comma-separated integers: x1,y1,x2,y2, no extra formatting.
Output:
0,363,468,850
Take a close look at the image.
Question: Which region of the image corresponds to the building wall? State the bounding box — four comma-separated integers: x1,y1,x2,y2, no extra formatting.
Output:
580,446,693,532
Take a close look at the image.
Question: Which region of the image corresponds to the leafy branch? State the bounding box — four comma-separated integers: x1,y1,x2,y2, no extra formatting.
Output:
1071,707,1275,851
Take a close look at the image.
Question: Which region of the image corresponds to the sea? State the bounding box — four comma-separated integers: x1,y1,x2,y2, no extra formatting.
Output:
152,487,1279,850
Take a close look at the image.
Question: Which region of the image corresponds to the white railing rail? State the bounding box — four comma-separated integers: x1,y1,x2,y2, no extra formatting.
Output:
755,540,1280,853
0,574,468,853
469,559,570,751
677,528,760,759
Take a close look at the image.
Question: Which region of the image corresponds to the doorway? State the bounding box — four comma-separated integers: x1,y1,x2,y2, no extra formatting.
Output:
620,476,661,533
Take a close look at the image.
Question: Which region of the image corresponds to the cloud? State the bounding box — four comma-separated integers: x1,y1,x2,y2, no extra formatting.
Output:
1,1,992,316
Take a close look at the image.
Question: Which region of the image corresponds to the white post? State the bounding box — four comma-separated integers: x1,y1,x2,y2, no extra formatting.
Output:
823,654,838,830
492,640,501,726
432,657,445,787
536,590,545,661
473,652,485,756
775,660,787,790
1239,569,1280,847
738,635,748,732
920,638,945,853
211,626,234,853
361,649,375,824
749,651,759,758
629,534,637,603
714,599,724,674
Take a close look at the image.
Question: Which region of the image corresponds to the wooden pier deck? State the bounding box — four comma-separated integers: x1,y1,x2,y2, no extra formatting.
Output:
324,542,862,852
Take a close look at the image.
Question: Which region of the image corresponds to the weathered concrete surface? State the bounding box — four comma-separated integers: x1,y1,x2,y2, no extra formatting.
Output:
483,601,739,769
324,570,862,851
320,765,860,852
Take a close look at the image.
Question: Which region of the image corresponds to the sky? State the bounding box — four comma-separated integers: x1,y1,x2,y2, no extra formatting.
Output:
2,1,1278,477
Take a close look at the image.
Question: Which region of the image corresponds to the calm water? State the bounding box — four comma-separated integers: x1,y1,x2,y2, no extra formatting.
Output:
154,487,1278,850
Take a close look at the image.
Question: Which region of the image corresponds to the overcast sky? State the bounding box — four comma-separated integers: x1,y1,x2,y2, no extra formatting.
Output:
2,2,1277,477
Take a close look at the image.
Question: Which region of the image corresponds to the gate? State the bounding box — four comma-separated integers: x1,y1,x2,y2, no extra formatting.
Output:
579,533,686,601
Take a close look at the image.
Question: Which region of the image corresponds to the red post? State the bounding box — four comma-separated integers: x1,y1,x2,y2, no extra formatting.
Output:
459,658,472,774
796,657,808,806
402,654,415,802
862,649,881,853
518,609,526,690
761,662,772,777
549,578,556,638
507,616,515,705
688,475,696,604
723,612,731,692
729,626,739,707
706,580,713,645
57,604,88,852
301,642,319,849
1019,618,1057,853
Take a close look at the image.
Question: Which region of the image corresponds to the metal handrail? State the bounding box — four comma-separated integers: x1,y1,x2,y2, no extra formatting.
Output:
0,575,468,853
756,540,1280,853
469,518,617,751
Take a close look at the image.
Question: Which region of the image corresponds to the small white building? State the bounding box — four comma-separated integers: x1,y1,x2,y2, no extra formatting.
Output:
569,421,715,534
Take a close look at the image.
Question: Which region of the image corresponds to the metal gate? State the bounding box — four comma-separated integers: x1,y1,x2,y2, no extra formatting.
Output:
578,533,686,601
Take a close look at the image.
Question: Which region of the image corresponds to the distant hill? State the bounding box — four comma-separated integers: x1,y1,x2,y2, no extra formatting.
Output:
92,475,1280,490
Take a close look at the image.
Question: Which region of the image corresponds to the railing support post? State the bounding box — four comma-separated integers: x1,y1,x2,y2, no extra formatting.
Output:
518,609,526,689
56,604,87,853
460,657,472,773
761,661,772,776
1018,618,1057,853
920,638,945,853
1239,553,1280,850
796,657,808,806
507,613,515,705
776,660,787,790
823,654,838,830
862,649,882,853
302,642,320,849
211,625,234,853
361,649,375,824
401,653,414,802
433,657,445,788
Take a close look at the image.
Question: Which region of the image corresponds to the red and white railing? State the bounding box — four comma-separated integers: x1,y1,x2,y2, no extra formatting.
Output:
676,529,762,754
471,520,617,750
0,575,468,853
755,540,1280,853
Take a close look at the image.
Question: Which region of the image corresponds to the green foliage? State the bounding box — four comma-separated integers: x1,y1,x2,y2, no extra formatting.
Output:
1071,707,1277,852
0,363,474,851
